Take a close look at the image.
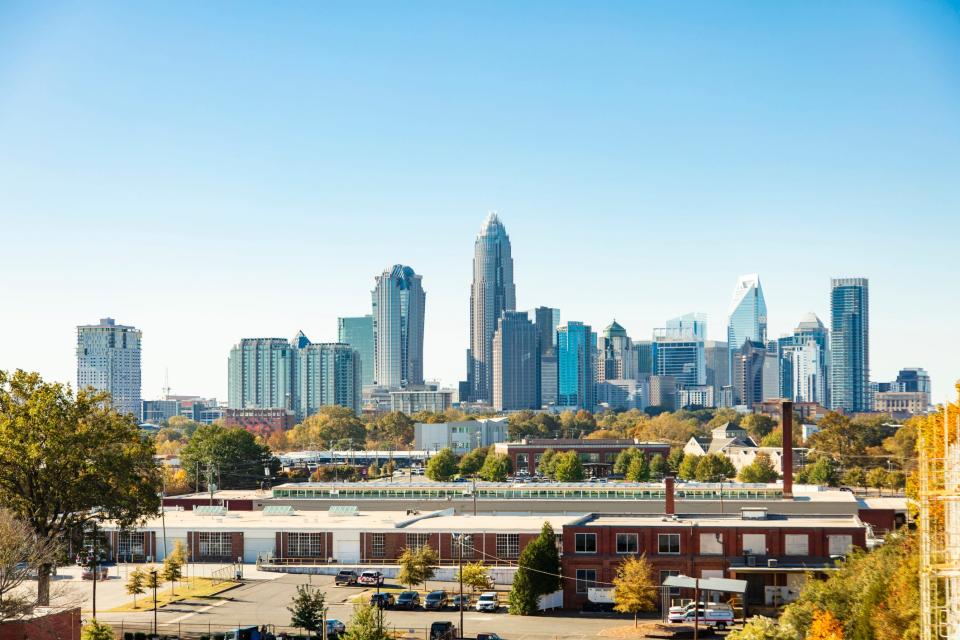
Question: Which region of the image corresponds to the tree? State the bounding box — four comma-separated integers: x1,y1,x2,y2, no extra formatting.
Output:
726,616,798,640
163,467,193,496
666,448,686,474
678,453,701,480
179,424,278,490
508,522,561,615
741,414,777,441
288,406,366,450
478,453,511,482
425,448,458,481
455,561,491,593
842,467,866,489
161,550,183,595
0,370,161,605
144,568,161,607
738,453,779,483
649,453,668,479
81,620,115,640
458,446,490,476
613,448,640,475
342,603,391,640
626,455,650,482
288,584,327,638
807,609,844,640
805,456,838,486
367,462,380,479
866,467,888,495
612,554,658,627
0,509,57,621
884,470,906,493
695,453,736,482
706,409,741,429
552,451,585,482
125,568,146,609
537,448,558,478
365,412,414,450
397,544,438,589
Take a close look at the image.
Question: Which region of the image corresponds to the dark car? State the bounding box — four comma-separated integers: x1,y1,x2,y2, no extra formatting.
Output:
370,592,395,609
451,594,471,610
424,590,449,610
326,619,346,638
335,570,358,586
476,634,504,640
429,622,456,640
396,591,421,609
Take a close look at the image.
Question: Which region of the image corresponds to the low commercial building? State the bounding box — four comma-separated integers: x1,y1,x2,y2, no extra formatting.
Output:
223,408,296,431
414,418,509,454
493,438,670,476
874,391,929,418
389,389,454,414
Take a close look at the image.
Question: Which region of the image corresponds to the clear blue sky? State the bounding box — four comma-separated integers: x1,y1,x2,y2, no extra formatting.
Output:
1,1,958,402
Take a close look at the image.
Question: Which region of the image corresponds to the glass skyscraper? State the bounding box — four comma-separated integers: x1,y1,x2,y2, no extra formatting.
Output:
557,321,596,409
778,313,829,405
76,317,142,416
492,311,540,411
830,277,870,413
372,265,426,389
726,274,767,379
467,214,516,403
337,315,375,387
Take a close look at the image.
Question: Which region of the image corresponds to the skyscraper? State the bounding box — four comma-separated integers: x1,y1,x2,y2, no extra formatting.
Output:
778,313,829,405
830,277,870,413
533,306,560,356
533,306,560,407
727,274,767,378
732,340,766,407
372,265,426,389
228,338,294,410
467,213,516,403
896,367,931,394
704,340,729,401
598,320,636,381
76,317,142,415
492,311,540,411
295,342,362,417
557,321,596,409
652,329,706,388
337,315,375,387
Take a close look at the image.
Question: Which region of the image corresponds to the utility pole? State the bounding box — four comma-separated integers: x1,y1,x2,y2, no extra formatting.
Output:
151,568,159,638
90,522,98,619
693,576,700,640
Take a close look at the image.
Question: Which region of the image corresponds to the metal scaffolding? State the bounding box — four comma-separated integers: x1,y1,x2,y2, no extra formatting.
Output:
920,382,960,640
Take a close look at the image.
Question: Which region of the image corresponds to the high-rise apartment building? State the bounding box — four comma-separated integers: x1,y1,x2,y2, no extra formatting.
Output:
732,340,766,407
492,311,540,411
830,277,870,413
666,313,707,340
373,265,426,389
228,338,295,411
467,214,516,403
557,321,596,409
598,320,636,381
704,340,729,401
295,342,362,417
337,315,375,387
778,313,829,405
76,318,142,416
727,274,767,379
633,341,654,378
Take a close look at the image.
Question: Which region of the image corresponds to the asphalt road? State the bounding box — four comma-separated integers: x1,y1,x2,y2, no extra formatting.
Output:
96,573,637,639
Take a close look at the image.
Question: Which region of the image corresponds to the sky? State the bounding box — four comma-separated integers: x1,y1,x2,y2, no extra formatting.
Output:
1,1,959,403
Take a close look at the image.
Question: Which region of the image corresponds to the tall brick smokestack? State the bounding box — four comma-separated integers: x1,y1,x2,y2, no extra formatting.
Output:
782,400,794,499
665,475,676,515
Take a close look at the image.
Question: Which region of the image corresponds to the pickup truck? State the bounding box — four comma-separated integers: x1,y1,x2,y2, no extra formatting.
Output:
335,570,358,586
358,570,385,586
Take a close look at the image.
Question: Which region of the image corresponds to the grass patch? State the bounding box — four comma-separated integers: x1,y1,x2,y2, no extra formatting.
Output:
107,577,238,612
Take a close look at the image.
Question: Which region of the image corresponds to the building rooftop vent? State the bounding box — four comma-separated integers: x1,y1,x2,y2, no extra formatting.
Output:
741,507,768,520
328,505,359,517
263,505,296,516
194,505,227,517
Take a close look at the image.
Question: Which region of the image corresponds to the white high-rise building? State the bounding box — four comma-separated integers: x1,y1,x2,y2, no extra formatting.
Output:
76,318,142,416
373,265,426,389
792,340,827,404
467,213,516,403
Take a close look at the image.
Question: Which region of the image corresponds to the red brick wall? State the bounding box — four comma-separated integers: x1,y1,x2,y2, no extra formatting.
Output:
858,508,897,534
0,608,80,640
161,498,254,511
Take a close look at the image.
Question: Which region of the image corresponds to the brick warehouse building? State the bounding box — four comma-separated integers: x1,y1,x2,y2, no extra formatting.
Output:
493,438,670,476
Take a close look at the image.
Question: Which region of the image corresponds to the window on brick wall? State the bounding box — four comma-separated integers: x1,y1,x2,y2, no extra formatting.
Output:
742,533,766,555
784,534,809,556
371,533,385,558
287,532,324,558
198,532,232,558
575,533,597,553
699,532,724,555
658,533,680,554
405,533,431,551
452,534,475,559
496,534,520,558
616,533,638,554
118,532,145,560
576,569,597,594
660,570,680,597
828,535,853,555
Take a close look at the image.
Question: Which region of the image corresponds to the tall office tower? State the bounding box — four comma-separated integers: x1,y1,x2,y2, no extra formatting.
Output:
648,375,678,411
727,274,768,378
762,342,781,402
557,321,596,409
372,265,426,389
492,311,540,411
665,312,707,340
228,338,294,410
598,320,636,381
633,341,654,377
652,328,706,388
896,367,931,394
467,213,516,403
778,313,830,403
76,318,142,415
295,342,362,418
533,306,560,407
337,315,375,387
540,350,558,408
731,340,766,407
704,340,729,400
830,277,870,412
533,306,560,355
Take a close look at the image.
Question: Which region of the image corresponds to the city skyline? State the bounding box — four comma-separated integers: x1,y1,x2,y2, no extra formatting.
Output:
2,2,958,402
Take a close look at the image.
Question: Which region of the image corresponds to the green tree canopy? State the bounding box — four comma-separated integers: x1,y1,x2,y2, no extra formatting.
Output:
613,448,641,475
741,414,777,440
342,603,391,640
612,554,658,626
737,453,779,483
425,448,458,481
478,453,512,482
397,544,438,589
804,456,838,486
365,412,414,449
552,451,585,482
455,561,492,593
0,370,161,605
509,522,561,615
625,454,650,482
288,406,366,449
649,453,668,479
678,453,701,480
694,453,736,482
179,424,278,489
81,620,116,640
458,446,490,476
287,584,327,637
537,448,558,478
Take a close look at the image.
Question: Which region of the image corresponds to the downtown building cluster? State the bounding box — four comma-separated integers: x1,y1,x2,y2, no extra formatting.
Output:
77,215,931,422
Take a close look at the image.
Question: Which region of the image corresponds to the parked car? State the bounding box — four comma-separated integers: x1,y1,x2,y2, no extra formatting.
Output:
396,591,421,609
429,621,456,640
451,594,472,609
326,619,346,638
424,590,449,610
81,566,108,581
370,592,395,609
476,634,504,640
475,592,500,612
671,607,735,631
222,626,268,640
667,601,731,621
358,570,385,586
335,570,358,586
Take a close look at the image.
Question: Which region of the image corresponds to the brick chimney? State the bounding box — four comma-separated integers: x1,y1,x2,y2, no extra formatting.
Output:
781,400,794,499
665,475,676,515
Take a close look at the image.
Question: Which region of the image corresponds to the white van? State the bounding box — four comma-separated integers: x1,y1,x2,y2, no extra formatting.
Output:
677,607,735,631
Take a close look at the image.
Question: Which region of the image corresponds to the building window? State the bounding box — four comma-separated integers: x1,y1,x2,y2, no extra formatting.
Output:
616,533,638,554
575,533,597,553
516,454,529,472
699,532,724,555
575,569,597,594
784,534,809,556
405,533,431,551
371,533,385,559
742,533,766,555
453,534,475,559
496,534,520,558
828,535,853,555
658,533,680,555
198,532,232,559
660,570,680,597
117,532,145,560
287,532,324,558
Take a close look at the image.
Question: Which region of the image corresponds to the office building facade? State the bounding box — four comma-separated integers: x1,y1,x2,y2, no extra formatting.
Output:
727,274,767,378
76,318,142,416
557,321,596,409
704,340,729,401
598,320,636,382
830,278,870,413
732,340,766,407
373,265,426,389
492,311,541,411
337,315,375,387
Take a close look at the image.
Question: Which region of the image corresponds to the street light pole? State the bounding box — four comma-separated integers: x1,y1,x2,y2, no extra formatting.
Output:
457,533,464,639
151,569,158,639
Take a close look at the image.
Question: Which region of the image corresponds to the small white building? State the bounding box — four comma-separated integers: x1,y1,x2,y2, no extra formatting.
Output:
414,418,509,454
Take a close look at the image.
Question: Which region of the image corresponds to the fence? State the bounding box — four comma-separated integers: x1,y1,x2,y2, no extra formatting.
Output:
97,620,437,640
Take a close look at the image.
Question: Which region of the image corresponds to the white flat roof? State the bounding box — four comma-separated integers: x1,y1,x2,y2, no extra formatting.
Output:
585,514,863,529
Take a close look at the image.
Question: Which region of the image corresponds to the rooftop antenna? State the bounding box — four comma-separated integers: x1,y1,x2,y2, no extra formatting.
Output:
163,368,171,400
